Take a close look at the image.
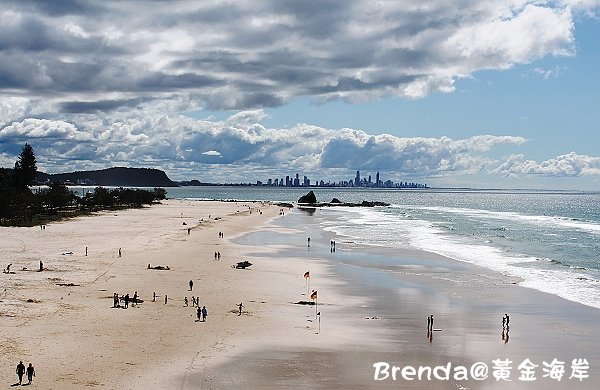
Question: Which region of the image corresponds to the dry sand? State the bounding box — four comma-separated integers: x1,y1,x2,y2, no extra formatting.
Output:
0,200,375,389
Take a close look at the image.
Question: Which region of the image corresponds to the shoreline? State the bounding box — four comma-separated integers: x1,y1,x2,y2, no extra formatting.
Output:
208,206,600,389
1,200,599,389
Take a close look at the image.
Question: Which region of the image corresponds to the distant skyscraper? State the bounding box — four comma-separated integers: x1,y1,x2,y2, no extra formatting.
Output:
355,170,360,187
376,171,380,187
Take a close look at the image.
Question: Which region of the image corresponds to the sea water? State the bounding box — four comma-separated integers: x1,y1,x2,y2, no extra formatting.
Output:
166,187,600,309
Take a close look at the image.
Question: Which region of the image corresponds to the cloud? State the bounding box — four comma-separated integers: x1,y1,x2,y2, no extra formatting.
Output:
319,131,526,176
202,150,222,157
0,100,533,181
0,0,585,111
492,152,600,177
0,118,91,141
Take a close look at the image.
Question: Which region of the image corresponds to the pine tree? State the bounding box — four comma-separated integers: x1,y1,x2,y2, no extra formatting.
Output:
14,143,38,187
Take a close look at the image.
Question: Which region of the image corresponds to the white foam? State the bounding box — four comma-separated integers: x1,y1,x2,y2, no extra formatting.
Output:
319,206,600,310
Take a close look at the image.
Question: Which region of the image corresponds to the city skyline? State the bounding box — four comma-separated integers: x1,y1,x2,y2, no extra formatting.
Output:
255,170,427,189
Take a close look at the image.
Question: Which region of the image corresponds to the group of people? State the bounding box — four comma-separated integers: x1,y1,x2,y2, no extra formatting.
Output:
214,251,221,260
196,305,208,322
113,291,138,308
15,361,35,385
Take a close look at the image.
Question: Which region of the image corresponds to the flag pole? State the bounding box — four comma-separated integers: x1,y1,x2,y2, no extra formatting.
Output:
318,312,321,334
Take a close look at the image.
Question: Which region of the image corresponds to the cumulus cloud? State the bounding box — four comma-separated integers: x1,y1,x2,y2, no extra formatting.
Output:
492,152,600,177
0,0,586,111
0,98,534,181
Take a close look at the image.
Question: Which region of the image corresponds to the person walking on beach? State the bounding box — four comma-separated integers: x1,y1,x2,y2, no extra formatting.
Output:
429,315,434,332
113,293,119,308
124,293,129,309
132,291,138,306
217,252,221,260
184,297,189,306
201,306,207,322
189,280,194,291
505,313,510,328
118,248,122,257
26,363,35,384
427,316,431,334
238,302,244,316
197,306,201,321
165,295,168,304
307,237,310,247
16,361,25,385
153,291,156,302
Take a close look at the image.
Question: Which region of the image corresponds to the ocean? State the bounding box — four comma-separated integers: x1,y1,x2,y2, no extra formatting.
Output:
165,186,600,310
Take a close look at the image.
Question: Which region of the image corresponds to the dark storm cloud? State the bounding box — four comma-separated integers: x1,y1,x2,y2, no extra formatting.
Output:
0,0,579,110
59,97,154,113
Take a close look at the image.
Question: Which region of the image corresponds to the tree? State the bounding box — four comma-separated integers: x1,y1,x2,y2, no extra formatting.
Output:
14,143,38,187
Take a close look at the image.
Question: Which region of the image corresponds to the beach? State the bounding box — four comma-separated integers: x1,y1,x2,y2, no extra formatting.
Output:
1,199,599,389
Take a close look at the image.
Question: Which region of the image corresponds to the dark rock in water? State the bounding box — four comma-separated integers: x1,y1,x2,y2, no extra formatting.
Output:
298,191,317,204
360,200,389,207
330,198,342,203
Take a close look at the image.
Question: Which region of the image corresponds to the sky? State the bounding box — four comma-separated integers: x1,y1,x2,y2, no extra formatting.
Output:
1,0,600,190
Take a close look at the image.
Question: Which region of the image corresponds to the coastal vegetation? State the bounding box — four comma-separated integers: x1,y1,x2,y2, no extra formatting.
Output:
0,144,167,226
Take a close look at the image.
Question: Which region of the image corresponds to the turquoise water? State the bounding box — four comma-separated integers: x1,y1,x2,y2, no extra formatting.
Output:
166,187,600,309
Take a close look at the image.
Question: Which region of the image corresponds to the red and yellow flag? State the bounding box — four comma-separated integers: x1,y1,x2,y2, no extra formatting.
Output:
304,271,310,278
310,290,317,300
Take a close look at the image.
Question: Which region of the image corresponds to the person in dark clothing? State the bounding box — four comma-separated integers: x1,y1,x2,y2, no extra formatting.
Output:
189,280,194,291
124,294,129,309
26,363,35,384
201,306,207,322
16,361,25,385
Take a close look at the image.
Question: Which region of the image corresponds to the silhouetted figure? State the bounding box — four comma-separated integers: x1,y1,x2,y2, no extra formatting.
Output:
238,302,244,316
307,237,311,247
502,315,506,329
197,306,201,321
152,291,156,302
113,293,119,308
429,315,434,332
214,252,218,260
217,252,221,260
85,246,88,256
189,280,194,291
202,306,207,321
427,316,431,335
165,295,168,304
39,260,43,271
132,291,138,306
124,294,130,309
184,297,188,306
6,263,12,273
187,228,191,235
118,248,122,257
26,363,35,384
16,361,25,385
505,313,510,327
